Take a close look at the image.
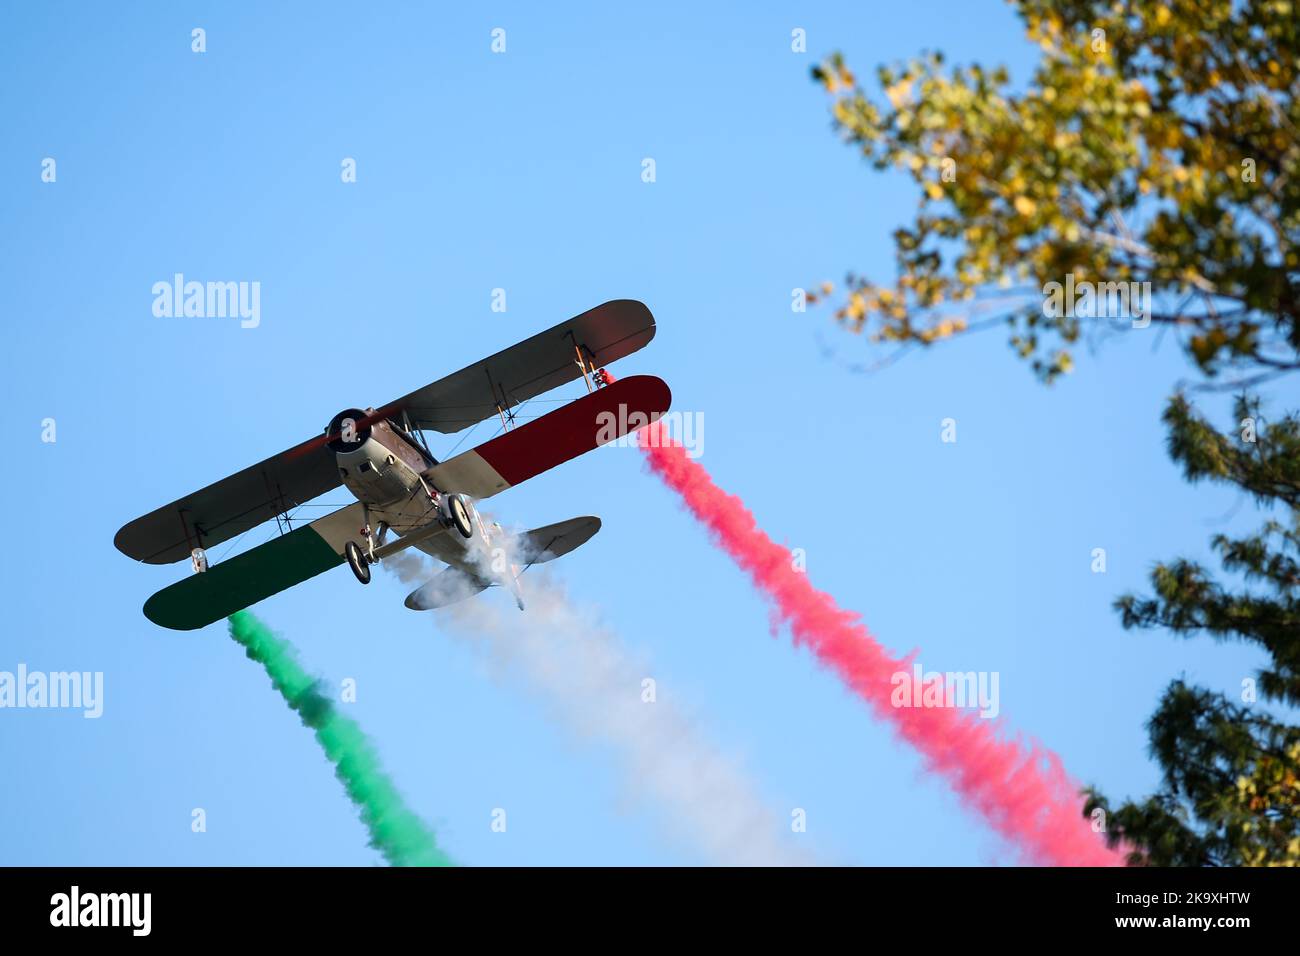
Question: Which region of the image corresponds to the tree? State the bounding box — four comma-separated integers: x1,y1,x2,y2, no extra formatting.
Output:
809,0,1298,383
809,0,1299,864
1084,396,1300,866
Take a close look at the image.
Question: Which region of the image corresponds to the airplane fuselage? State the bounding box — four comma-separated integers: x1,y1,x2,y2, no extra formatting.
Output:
326,408,434,509
324,408,520,602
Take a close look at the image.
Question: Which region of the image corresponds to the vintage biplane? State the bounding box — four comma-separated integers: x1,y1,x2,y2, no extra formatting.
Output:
115,300,670,630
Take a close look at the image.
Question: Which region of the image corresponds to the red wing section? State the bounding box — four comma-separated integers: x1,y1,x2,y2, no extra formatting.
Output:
425,375,671,499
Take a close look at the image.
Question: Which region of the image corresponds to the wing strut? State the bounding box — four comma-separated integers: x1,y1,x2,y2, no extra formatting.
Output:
568,333,600,393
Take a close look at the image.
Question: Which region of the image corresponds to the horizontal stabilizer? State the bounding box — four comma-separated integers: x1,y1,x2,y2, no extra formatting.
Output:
404,568,492,610
516,516,601,566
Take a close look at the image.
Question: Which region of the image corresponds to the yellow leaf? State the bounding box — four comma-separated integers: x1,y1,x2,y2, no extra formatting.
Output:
885,78,914,108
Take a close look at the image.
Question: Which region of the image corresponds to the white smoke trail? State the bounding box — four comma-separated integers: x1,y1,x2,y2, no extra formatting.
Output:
384,546,812,865
381,549,427,582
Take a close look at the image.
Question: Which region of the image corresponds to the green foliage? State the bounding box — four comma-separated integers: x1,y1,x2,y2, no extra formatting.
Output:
1089,399,1300,865
811,0,1299,382
1115,396,1300,707
1085,683,1300,866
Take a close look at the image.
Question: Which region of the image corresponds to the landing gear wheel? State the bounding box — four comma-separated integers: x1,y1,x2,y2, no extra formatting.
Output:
449,495,474,539
345,540,372,584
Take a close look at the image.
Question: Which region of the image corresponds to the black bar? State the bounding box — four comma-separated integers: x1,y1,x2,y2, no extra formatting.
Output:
0,866,1291,941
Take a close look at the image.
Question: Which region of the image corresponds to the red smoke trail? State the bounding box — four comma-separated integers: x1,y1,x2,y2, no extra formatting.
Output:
633,416,1122,866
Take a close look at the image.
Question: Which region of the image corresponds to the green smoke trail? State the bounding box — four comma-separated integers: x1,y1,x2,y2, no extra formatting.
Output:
227,610,453,867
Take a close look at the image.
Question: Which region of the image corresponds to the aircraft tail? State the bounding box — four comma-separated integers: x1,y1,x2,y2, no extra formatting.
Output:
403,516,601,612
507,562,526,611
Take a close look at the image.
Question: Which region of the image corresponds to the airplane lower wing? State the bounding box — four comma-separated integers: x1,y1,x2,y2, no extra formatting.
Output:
142,504,365,631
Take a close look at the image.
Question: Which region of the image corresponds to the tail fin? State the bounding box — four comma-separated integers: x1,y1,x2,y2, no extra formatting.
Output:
506,562,526,611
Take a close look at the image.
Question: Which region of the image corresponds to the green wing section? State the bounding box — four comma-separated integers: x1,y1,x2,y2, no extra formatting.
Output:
143,523,345,631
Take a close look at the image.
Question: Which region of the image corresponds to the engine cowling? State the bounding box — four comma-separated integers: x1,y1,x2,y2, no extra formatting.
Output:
328,409,424,506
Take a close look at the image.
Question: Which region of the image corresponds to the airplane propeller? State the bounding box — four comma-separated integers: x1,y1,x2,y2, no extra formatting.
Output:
282,404,403,462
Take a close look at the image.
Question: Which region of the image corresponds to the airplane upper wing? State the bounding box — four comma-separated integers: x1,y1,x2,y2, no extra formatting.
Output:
384,299,656,433
114,438,341,565
115,300,656,565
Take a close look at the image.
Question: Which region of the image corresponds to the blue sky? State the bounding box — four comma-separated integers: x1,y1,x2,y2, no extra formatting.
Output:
2,1,1292,866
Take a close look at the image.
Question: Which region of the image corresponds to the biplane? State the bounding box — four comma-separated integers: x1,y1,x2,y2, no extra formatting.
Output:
115,300,670,630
